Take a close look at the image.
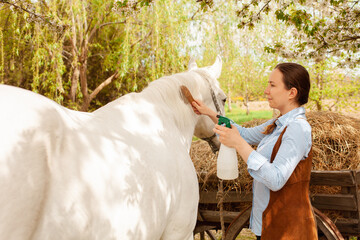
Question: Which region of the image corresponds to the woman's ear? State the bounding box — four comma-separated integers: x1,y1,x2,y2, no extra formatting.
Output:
289,87,298,100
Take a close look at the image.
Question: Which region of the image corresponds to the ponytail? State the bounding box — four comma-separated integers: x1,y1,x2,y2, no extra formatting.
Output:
262,115,281,135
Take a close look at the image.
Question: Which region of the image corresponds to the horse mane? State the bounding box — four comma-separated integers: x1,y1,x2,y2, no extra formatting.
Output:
140,70,212,131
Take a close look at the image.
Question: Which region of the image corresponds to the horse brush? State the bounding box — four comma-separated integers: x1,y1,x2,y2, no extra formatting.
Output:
180,85,195,104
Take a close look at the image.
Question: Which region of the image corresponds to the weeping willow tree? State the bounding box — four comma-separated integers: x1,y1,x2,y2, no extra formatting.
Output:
0,0,199,111
0,0,112,110
0,2,33,89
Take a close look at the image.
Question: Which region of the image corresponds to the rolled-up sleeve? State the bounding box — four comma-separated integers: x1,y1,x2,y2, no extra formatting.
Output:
247,150,268,171
247,120,311,191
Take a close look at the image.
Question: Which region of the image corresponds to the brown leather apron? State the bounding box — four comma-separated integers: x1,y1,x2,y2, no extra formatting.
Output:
261,127,318,240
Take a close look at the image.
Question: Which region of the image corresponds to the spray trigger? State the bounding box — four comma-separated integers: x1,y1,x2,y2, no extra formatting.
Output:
216,115,232,128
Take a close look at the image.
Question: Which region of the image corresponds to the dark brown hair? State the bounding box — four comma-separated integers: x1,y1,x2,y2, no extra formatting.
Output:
262,63,310,135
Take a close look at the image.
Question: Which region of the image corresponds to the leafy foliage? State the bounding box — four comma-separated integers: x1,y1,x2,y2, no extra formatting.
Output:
234,0,360,67
199,0,359,67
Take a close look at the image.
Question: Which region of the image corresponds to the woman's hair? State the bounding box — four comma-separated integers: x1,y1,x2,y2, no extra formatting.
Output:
262,63,310,135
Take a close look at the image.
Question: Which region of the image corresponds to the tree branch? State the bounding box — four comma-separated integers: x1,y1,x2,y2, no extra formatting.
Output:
88,21,127,44
241,0,272,26
130,28,153,50
89,71,119,101
0,0,61,28
236,0,257,17
191,7,201,20
339,36,360,42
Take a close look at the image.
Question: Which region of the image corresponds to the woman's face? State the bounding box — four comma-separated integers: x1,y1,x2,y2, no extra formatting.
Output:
264,69,296,113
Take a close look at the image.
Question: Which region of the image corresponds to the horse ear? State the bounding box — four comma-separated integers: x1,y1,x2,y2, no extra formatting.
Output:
188,57,198,71
209,55,222,79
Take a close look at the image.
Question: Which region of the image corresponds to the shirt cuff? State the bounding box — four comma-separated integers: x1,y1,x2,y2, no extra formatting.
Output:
247,150,268,171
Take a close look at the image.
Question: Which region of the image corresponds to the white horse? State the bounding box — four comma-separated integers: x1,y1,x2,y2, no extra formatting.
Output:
0,56,226,240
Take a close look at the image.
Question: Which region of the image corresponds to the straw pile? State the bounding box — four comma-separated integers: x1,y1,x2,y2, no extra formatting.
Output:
191,111,360,191
308,111,360,170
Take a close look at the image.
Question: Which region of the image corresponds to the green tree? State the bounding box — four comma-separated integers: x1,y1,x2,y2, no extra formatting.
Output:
308,58,360,111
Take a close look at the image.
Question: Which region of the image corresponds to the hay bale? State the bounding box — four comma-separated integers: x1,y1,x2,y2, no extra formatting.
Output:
307,111,360,170
191,111,360,189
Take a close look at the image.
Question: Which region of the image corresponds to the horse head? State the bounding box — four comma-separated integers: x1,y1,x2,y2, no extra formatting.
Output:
186,55,226,153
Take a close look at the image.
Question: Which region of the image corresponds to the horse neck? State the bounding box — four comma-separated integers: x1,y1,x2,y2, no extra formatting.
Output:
95,75,201,150
140,77,199,145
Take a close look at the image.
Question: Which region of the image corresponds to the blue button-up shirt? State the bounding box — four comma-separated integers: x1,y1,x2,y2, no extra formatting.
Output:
233,107,312,236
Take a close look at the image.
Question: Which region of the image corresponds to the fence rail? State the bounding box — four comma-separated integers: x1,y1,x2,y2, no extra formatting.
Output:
195,169,360,239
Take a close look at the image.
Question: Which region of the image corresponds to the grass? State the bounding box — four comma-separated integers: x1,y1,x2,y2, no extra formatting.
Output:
224,104,273,125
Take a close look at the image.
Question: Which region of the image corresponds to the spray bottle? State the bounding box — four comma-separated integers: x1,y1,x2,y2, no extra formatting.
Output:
216,115,239,180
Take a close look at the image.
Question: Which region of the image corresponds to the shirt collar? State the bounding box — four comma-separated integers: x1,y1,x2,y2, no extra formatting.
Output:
275,107,306,127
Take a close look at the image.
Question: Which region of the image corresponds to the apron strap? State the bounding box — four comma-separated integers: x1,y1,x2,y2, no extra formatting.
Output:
270,126,287,163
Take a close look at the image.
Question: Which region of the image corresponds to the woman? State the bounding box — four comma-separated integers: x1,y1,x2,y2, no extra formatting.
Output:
192,63,318,240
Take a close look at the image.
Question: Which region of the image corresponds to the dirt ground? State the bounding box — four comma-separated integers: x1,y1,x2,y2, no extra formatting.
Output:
194,228,256,240
236,101,272,111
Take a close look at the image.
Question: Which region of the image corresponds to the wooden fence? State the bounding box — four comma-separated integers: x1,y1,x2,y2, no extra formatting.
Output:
195,170,360,239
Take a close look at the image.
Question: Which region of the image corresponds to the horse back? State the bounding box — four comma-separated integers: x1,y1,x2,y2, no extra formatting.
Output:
0,85,68,239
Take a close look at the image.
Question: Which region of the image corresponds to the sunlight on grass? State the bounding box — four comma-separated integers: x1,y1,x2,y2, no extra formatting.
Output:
224,104,273,124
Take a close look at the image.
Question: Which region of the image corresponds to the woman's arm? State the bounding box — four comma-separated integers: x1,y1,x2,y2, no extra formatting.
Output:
232,120,272,146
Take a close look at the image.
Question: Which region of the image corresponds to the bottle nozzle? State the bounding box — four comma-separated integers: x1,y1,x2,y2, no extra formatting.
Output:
217,115,232,128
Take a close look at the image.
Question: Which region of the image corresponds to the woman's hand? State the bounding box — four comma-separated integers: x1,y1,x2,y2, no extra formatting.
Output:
213,124,242,148
214,124,254,163
191,99,213,115
192,99,218,124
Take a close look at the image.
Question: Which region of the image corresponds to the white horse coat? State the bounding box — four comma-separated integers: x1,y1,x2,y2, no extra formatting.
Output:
0,57,225,240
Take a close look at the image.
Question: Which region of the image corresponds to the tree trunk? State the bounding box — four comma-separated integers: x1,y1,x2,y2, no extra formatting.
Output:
245,93,249,115
316,100,322,111
79,56,90,111
70,66,80,102
227,82,232,112
69,5,79,102
80,97,91,112
316,71,323,111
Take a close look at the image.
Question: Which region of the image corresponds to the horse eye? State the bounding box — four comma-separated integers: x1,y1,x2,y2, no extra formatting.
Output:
222,98,227,104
